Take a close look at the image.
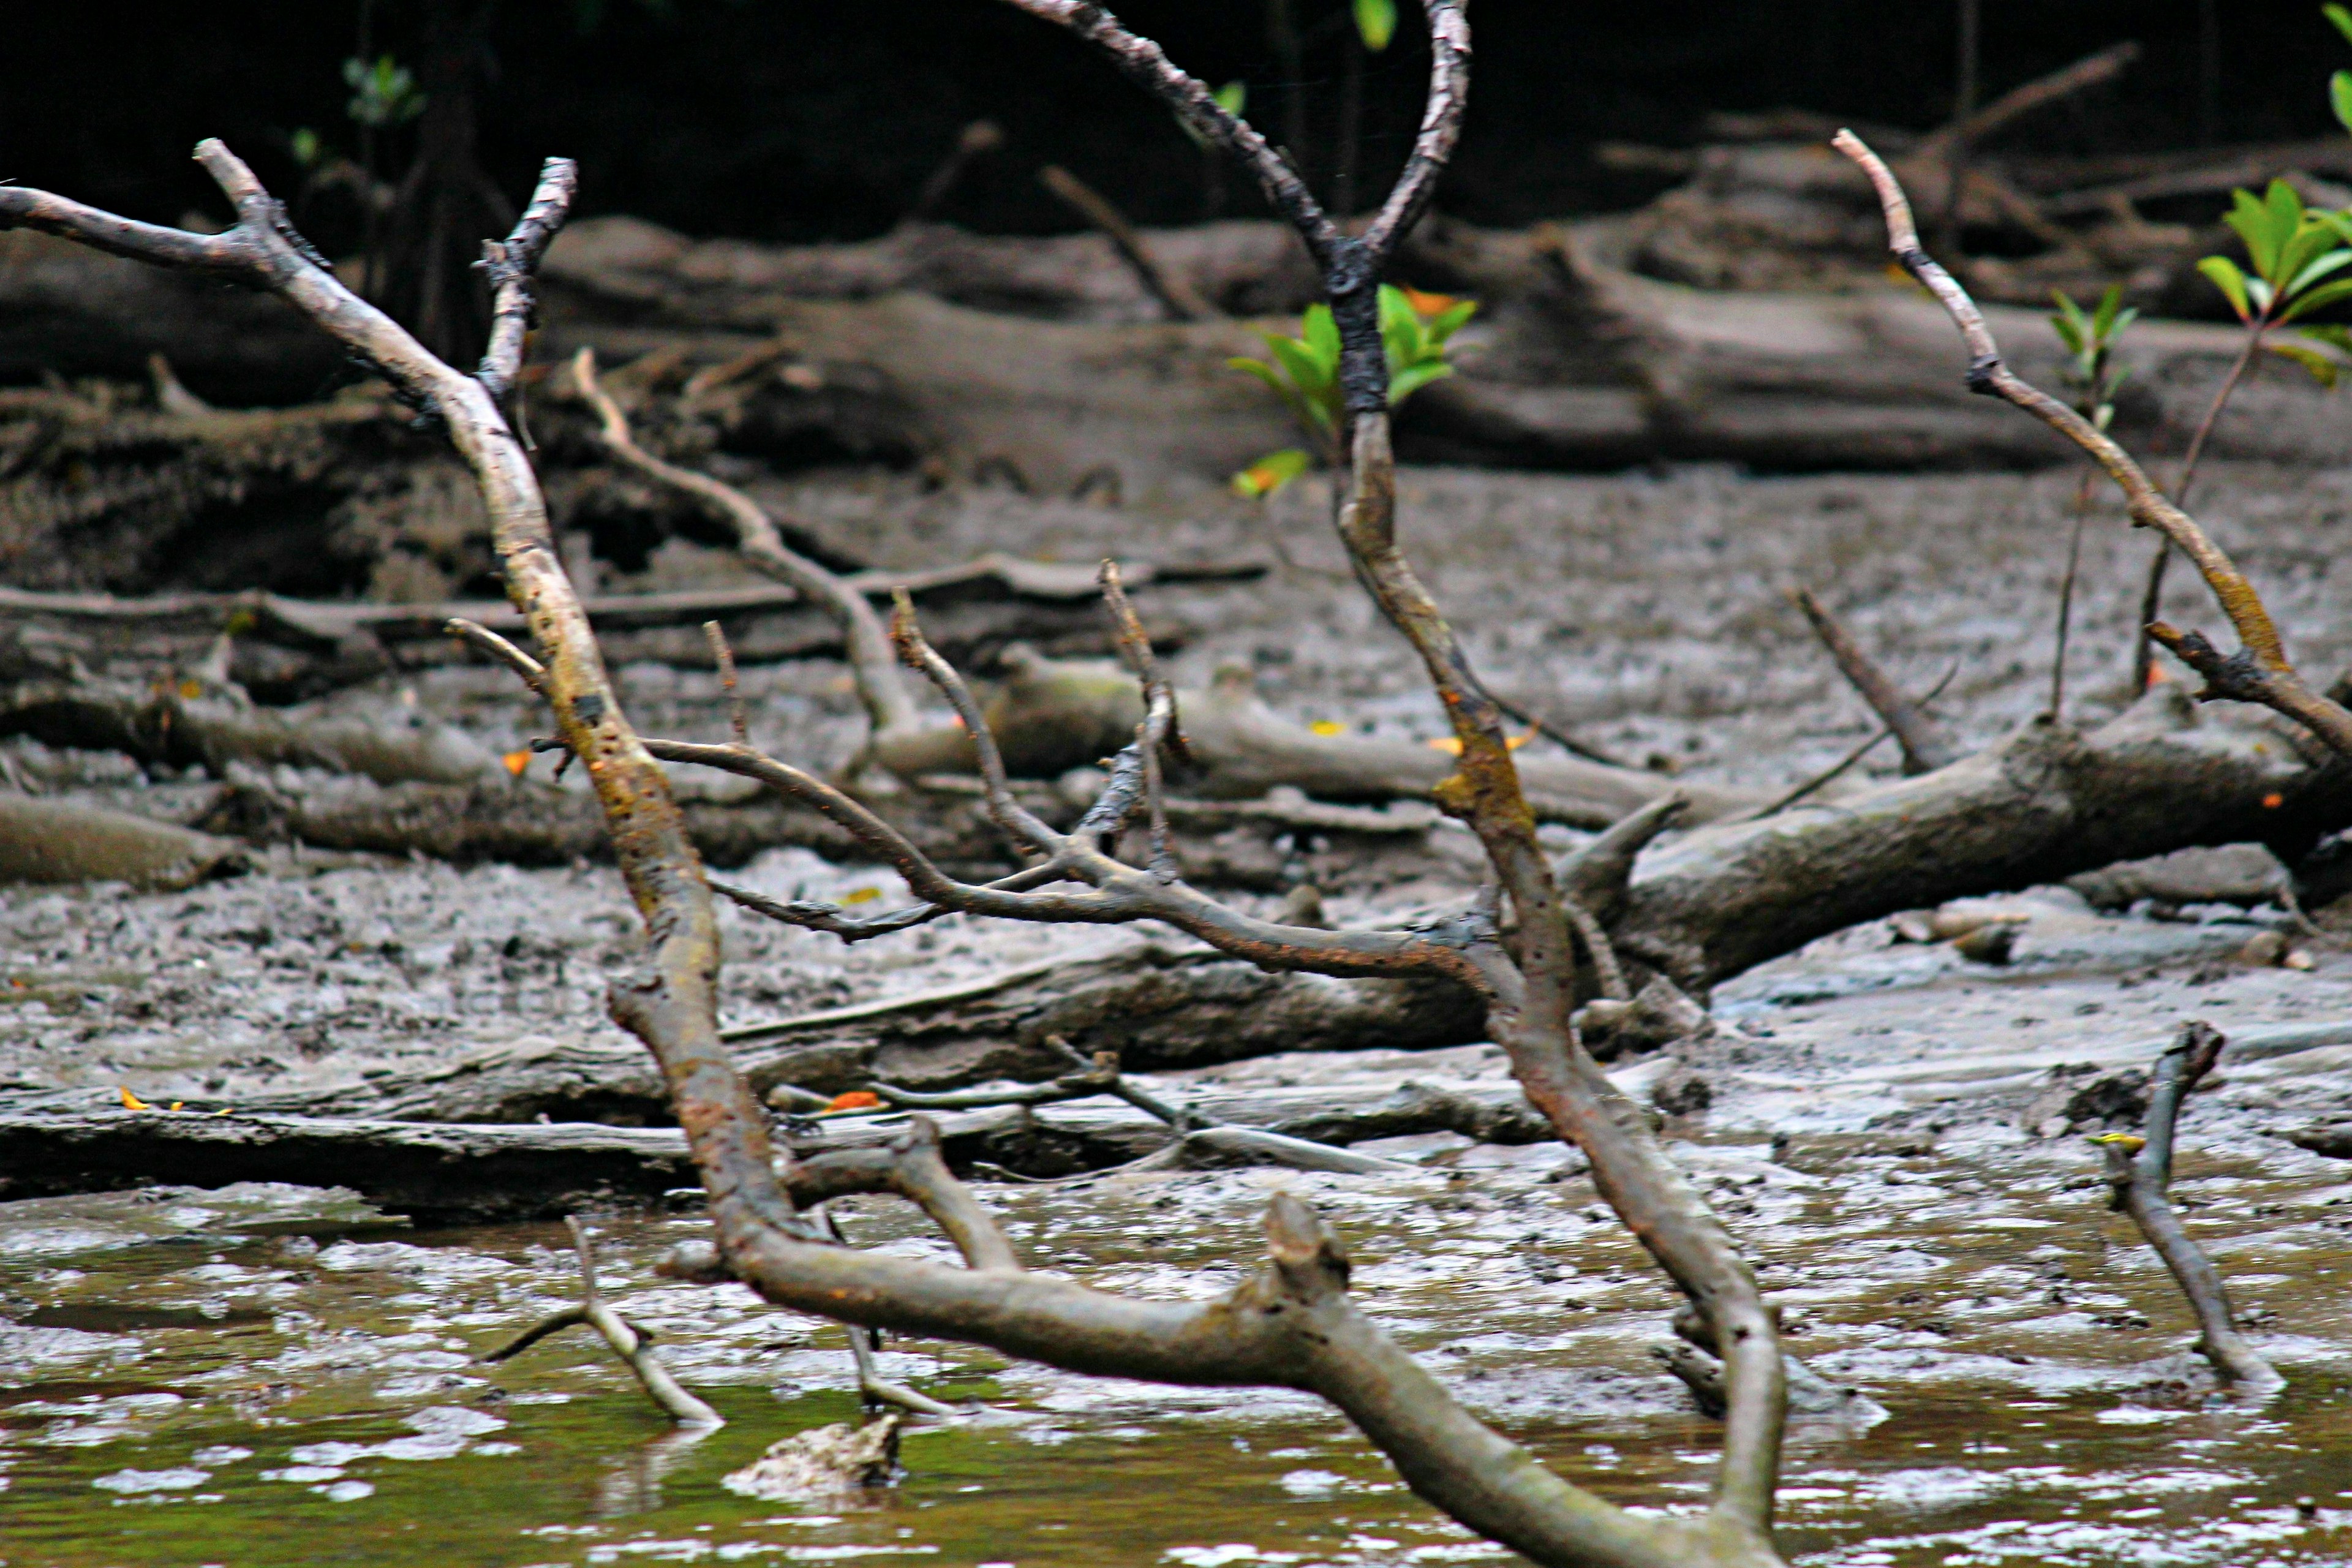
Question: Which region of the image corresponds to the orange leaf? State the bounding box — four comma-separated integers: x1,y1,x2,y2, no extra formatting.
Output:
824,1090,883,1112
2263,792,2285,808
1398,285,1460,318
118,1086,151,1110
502,749,532,777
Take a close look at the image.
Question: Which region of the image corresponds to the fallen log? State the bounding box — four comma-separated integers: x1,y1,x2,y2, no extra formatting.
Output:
0,793,248,889
0,1109,697,1224
1614,689,2352,994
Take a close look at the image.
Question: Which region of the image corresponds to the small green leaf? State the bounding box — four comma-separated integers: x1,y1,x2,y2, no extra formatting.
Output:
1267,335,1333,398
2329,3,2352,46
2092,282,2127,341
2334,70,2352,134
2225,187,2287,283
2049,289,2090,354
291,127,322,168
1354,0,1398,52
2286,245,2352,299
2267,339,2342,388
1231,447,1313,497
2299,322,2352,352
1213,80,1247,118
1227,356,1289,393
2281,276,2352,320
2198,255,2255,320
1387,360,1455,404
1302,304,1341,368
1425,299,1479,342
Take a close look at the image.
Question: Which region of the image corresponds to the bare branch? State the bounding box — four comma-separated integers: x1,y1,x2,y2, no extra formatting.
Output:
475,157,579,409
1357,0,1472,265
484,1216,723,1426
1789,586,1955,774
445,616,547,693
1833,128,2352,757
569,346,920,739
886,593,1063,854
2100,1023,2282,1392
703,620,751,746
1038,164,1218,321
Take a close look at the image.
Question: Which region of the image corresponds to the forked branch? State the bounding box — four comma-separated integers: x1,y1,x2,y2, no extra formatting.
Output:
1833,129,2352,756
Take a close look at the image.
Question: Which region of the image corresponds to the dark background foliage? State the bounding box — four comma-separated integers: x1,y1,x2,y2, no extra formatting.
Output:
6,1,2337,243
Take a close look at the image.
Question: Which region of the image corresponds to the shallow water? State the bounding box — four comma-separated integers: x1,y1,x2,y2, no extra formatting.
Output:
4,1097,2349,1567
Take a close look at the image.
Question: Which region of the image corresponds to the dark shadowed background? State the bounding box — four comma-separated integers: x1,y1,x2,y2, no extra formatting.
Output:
6,1,2336,244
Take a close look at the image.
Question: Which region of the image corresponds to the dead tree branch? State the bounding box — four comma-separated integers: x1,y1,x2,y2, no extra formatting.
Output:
1038,164,1218,321
2097,1023,2284,1393
1789,586,1956,775
569,345,921,742
1834,130,2352,757
483,1216,724,1426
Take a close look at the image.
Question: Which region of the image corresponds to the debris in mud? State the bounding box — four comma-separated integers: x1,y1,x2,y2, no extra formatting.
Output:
722,1414,903,1502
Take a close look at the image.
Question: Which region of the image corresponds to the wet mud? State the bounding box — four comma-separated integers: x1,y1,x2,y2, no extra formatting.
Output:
2,460,2351,1564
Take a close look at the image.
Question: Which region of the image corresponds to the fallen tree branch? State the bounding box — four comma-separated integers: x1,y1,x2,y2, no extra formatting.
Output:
1789,586,1956,775
2096,1022,2283,1393
483,1215,723,1426
1038,164,1219,322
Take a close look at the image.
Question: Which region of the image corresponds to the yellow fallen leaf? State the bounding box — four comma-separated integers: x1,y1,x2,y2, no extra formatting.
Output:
169,1101,184,1112
178,679,203,699
502,749,531,777
842,886,882,905
2085,1132,2146,1152
1425,725,1537,756
118,1086,151,1110
1309,719,1346,736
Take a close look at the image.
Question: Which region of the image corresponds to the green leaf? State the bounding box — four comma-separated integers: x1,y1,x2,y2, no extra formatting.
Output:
2281,276,2352,320
2334,69,2352,134
1231,447,1313,497
2329,3,2352,46
2267,339,2342,388
2275,219,2343,295
2299,322,2352,352
2286,246,2352,298
2049,290,2089,354
291,127,322,168
1354,0,1398,52
2094,282,2126,339
1387,360,1455,404
2248,275,2278,315
1425,299,1479,342
1227,356,1289,393
1213,80,1247,118
2225,187,2287,284
1301,304,1341,368
1267,335,1333,399
2198,255,2255,321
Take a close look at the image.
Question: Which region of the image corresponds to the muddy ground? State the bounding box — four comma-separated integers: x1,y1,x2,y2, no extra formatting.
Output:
2,459,2351,1566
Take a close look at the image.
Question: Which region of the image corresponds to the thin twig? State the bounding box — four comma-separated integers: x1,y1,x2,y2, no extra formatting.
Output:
1038,165,1218,321
704,621,750,745
483,1216,723,1427
1749,661,1959,820
445,617,546,692
569,347,918,740
2132,326,2265,693
2049,472,2092,719
823,1208,967,1417
1790,586,1955,774
886,592,1061,856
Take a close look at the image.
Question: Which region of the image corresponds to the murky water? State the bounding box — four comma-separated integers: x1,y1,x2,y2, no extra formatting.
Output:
5,1093,2348,1567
